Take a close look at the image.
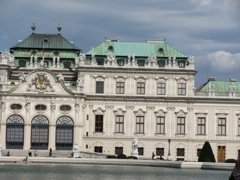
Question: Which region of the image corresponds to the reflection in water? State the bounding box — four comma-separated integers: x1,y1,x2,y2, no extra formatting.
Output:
0,164,230,180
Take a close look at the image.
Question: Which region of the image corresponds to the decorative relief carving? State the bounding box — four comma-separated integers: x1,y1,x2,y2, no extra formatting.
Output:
167,107,175,111
154,109,167,116
175,110,187,116
105,105,114,110
134,109,146,116
126,106,134,110
27,73,55,93
93,107,105,114
0,102,6,112
113,108,126,115
146,106,155,110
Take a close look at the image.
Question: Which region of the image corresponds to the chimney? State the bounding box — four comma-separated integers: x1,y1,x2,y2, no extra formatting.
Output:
229,78,237,82
208,77,216,81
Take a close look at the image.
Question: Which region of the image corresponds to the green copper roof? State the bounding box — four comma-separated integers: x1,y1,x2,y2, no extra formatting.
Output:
13,50,77,58
86,40,186,57
11,33,80,50
197,81,240,93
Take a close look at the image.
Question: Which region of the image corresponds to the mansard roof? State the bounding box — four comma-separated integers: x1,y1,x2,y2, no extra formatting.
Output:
86,39,186,57
196,80,240,93
11,33,80,50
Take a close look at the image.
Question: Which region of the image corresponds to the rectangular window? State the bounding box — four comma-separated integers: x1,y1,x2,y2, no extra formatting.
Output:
177,117,185,134
156,148,164,156
178,83,186,95
115,147,123,155
156,116,165,134
94,146,103,153
138,147,144,155
96,81,104,94
137,82,145,94
116,82,124,94
136,116,144,133
218,118,226,135
157,83,166,95
197,117,206,135
177,148,185,156
95,115,103,132
115,115,124,133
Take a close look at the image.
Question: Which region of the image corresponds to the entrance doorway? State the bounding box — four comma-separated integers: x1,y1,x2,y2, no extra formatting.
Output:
217,146,225,162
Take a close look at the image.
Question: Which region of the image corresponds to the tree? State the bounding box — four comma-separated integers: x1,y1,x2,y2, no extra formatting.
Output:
198,141,216,162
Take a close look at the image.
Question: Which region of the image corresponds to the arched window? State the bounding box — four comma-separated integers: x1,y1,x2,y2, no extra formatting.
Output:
31,116,49,150
178,60,185,68
56,116,74,150
6,115,24,149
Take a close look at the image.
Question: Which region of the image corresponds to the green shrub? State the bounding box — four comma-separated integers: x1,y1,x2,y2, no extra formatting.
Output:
127,156,138,159
117,154,127,159
198,141,216,162
106,155,116,159
225,159,237,163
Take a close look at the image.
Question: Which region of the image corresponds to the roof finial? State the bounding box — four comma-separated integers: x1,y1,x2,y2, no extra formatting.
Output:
31,23,36,32
57,24,62,34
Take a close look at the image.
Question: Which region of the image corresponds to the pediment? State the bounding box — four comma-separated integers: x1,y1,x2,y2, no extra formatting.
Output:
7,70,74,95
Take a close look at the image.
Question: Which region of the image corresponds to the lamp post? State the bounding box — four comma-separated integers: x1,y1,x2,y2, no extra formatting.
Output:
167,139,172,161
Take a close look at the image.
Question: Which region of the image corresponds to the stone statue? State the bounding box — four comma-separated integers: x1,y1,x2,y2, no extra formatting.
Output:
56,73,64,81
229,156,240,180
107,53,115,64
132,137,138,152
19,72,27,81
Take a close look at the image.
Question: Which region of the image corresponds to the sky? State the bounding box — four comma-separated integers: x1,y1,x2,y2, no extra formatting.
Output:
0,0,239,87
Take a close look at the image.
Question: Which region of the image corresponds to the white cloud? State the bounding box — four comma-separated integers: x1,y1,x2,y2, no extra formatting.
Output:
207,51,240,73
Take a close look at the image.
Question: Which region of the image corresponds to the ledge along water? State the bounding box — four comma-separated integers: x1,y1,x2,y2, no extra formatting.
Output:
0,156,235,171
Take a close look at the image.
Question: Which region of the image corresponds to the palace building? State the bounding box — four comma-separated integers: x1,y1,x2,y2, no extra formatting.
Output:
0,25,240,161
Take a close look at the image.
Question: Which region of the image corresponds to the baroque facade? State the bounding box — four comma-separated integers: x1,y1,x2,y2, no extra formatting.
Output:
0,27,240,162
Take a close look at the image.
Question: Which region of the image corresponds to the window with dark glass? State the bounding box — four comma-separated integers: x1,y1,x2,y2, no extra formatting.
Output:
116,82,124,94
56,116,73,150
177,148,185,156
157,60,165,67
136,116,144,133
115,115,124,133
218,118,226,135
96,81,104,94
95,115,103,132
137,59,145,66
156,148,164,156
115,147,123,155
10,104,22,110
94,146,103,153
177,117,185,134
96,58,104,65
178,60,185,68
197,148,202,157
19,60,26,67
137,82,145,94
197,117,206,135
117,59,124,66
35,104,47,111
60,105,71,111
178,83,186,95
138,147,144,155
156,116,165,134
63,61,71,68
6,115,24,149
31,116,49,150
157,83,166,95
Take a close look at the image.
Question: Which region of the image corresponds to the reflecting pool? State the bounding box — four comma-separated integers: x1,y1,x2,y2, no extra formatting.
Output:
0,164,230,180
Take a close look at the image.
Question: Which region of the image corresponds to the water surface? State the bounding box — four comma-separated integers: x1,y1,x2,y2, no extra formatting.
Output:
0,163,230,180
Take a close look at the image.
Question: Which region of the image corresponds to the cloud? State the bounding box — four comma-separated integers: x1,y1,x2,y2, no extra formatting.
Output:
207,51,240,73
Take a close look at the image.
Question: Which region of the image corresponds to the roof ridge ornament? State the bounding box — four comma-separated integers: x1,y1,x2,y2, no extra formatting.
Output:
31,23,36,33
57,24,62,34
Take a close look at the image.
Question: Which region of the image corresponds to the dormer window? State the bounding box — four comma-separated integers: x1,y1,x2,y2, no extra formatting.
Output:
117,59,125,66
157,60,165,67
137,59,145,67
108,46,114,52
178,60,185,68
158,48,164,52
96,58,104,65
19,60,26,67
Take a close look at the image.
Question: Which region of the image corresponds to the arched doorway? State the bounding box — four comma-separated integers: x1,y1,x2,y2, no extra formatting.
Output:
56,116,74,150
31,115,49,150
6,115,24,149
